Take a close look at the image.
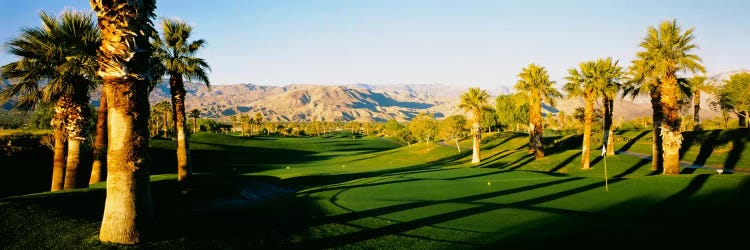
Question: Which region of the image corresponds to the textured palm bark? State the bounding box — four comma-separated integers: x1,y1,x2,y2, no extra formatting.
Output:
693,90,701,130
650,87,664,171
193,116,197,133
604,97,615,156
99,79,154,243
163,110,168,137
63,138,82,189
63,96,90,189
92,0,155,244
660,74,682,175
530,92,544,159
50,125,67,191
90,88,108,184
170,74,192,182
581,92,594,169
471,122,480,163
51,97,72,191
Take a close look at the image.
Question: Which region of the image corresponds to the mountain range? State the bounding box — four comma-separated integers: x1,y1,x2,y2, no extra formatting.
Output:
4,69,749,123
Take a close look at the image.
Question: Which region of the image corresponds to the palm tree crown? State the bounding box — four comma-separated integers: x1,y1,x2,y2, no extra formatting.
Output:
638,20,704,80
458,87,491,122
152,18,211,85
515,64,562,109
1,11,99,109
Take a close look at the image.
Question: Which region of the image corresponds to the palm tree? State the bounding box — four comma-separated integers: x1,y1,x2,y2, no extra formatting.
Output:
515,64,561,159
189,109,201,132
564,61,597,169
458,87,491,163
253,112,264,135
90,0,156,244
597,58,624,157
1,11,99,191
230,115,238,130
688,75,710,130
152,101,171,137
566,58,624,169
623,54,664,171
151,18,211,183
635,20,705,175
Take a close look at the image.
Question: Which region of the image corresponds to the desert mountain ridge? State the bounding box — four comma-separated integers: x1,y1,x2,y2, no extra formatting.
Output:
3,69,748,123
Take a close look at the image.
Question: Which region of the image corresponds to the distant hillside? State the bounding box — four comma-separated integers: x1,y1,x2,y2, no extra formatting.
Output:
1,79,12,110
135,82,464,122
3,69,748,122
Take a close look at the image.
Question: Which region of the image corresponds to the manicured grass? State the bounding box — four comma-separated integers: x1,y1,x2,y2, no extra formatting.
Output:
2,131,749,249
0,129,51,137
613,128,750,171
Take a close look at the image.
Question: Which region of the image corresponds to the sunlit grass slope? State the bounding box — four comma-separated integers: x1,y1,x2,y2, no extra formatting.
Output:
1,131,749,249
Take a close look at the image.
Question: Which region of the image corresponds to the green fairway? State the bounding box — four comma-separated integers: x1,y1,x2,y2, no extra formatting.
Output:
2,131,749,249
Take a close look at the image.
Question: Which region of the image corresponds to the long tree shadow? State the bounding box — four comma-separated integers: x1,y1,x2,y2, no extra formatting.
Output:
612,158,651,179
693,130,721,167
617,130,650,152
474,150,517,168
483,132,526,148
723,128,748,172
151,143,325,175
647,174,711,217
480,154,533,169
679,130,699,160
296,176,627,249
547,151,581,173
314,177,585,228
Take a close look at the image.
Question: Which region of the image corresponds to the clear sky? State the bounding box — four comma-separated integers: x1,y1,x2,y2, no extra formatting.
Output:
1,0,748,92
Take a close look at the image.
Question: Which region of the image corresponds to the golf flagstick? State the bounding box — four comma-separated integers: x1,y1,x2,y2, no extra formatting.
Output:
602,144,608,192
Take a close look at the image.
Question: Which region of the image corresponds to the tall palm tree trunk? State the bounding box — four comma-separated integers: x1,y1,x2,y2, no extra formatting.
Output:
660,75,682,175
99,78,154,243
163,110,168,137
471,122,480,163
92,0,156,244
170,74,191,182
604,97,615,156
52,97,73,191
693,90,701,130
90,88,108,184
51,120,67,192
559,112,565,130
64,138,83,189
581,94,594,169
650,87,664,171
193,117,197,133
530,101,544,159
63,93,91,189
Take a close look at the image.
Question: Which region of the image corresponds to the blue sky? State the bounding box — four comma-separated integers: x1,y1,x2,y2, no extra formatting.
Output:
1,0,748,92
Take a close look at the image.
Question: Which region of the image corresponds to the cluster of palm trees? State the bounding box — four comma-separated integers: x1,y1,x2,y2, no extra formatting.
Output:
564,57,623,169
459,20,704,176
1,0,209,244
